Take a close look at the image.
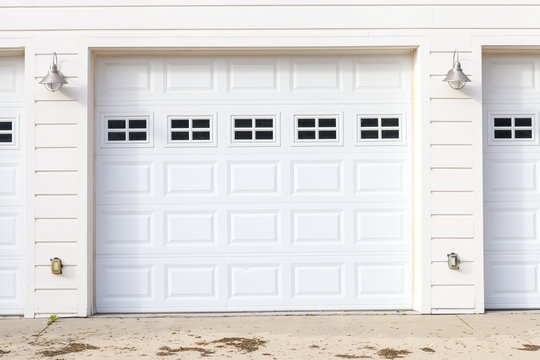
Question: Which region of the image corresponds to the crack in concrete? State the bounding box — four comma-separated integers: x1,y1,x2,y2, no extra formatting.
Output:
456,315,474,331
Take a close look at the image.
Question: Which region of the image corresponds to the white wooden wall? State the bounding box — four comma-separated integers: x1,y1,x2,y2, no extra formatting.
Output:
3,0,537,316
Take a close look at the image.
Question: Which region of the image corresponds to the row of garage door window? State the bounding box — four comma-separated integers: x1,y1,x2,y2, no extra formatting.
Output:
103,114,403,145
0,114,534,147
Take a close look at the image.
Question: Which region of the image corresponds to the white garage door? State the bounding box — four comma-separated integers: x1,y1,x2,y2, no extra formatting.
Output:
0,56,24,315
484,54,540,309
95,54,413,313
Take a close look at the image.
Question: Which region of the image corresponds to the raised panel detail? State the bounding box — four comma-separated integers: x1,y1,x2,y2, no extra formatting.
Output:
355,61,402,90
166,60,215,92
100,212,152,245
484,59,536,97
102,62,151,92
357,264,405,295
355,162,404,192
230,265,279,297
292,161,342,194
356,211,403,242
486,160,537,193
0,268,17,299
292,60,340,91
0,63,17,93
229,162,279,194
0,214,16,246
166,212,215,245
101,267,153,298
0,165,17,196
167,266,216,298
486,209,537,244
487,262,538,294
100,163,151,195
229,212,279,244
293,265,343,296
293,211,342,244
229,60,278,92
166,162,215,194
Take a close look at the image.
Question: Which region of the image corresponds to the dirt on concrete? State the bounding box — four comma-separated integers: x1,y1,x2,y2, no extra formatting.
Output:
38,342,99,357
1,313,540,359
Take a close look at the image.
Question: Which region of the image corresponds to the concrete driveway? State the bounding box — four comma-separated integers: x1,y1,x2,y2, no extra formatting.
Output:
1,313,539,359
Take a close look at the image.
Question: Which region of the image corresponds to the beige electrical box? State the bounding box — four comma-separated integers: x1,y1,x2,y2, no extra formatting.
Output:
50,258,63,274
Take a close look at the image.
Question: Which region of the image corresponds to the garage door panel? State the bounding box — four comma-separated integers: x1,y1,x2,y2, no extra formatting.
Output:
96,54,412,312
484,207,540,252
485,254,540,309
0,260,24,314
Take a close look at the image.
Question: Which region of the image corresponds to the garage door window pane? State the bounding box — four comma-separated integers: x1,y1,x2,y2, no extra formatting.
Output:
104,116,151,145
358,115,402,143
168,116,214,145
235,119,252,128
231,116,277,144
515,130,532,139
192,119,210,128
171,119,189,128
494,130,512,139
171,131,190,141
108,132,126,141
235,131,252,140
295,115,340,144
192,132,211,140
0,118,15,147
515,118,532,127
491,115,535,143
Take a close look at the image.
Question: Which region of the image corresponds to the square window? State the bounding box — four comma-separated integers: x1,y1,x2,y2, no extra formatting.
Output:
357,115,402,144
294,115,340,144
231,115,278,145
103,115,152,146
168,116,214,146
490,114,536,144
0,117,16,148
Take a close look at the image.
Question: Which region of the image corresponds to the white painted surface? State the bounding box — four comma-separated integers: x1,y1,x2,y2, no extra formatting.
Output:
483,54,540,309
0,56,24,315
95,54,412,312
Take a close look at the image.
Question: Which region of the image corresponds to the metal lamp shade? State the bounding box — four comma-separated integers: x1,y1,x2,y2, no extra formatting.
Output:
443,60,471,90
39,54,68,92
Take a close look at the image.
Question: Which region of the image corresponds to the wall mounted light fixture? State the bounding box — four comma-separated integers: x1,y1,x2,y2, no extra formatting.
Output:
39,52,68,92
443,50,471,90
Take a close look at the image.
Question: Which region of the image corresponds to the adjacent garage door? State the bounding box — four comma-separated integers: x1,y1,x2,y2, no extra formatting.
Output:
95,54,413,313
484,54,540,309
0,56,24,315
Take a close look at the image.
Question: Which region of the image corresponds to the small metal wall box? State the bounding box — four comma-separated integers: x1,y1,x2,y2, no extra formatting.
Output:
50,257,63,274
447,253,460,270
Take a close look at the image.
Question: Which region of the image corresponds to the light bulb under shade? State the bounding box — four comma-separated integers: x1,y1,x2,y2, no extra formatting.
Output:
447,80,467,90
